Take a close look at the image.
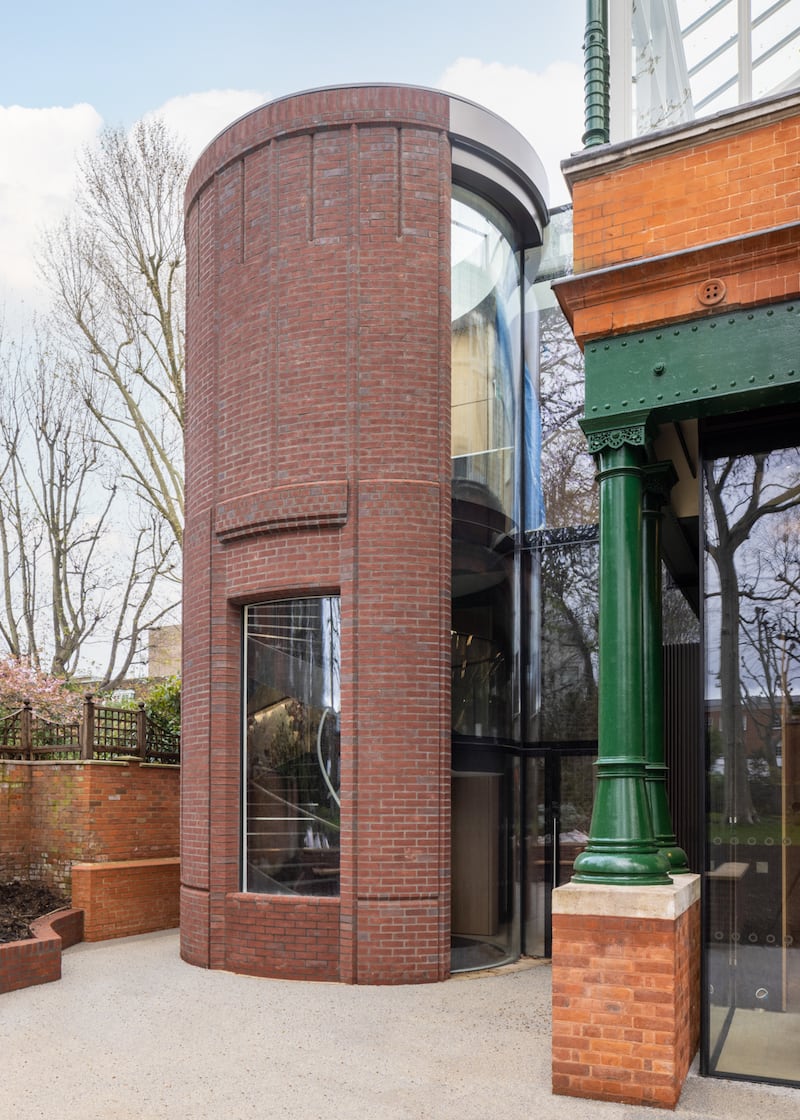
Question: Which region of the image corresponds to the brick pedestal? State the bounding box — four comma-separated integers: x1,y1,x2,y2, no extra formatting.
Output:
551,875,701,1109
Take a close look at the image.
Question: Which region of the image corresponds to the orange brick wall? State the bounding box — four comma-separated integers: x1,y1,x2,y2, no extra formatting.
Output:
561,99,800,345
551,901,701,1109
0,763,32,880
572,111,800,272
71,857,180,941
0,908,84,995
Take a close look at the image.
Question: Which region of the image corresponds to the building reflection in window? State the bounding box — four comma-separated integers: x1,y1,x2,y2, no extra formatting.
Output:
243,596,341,896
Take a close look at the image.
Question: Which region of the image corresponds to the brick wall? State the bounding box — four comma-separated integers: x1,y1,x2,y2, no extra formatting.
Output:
561,95,800,345
183,85,453,983
0,760,179,890
72,857,180,941
0,908,84,995
0,762,32,881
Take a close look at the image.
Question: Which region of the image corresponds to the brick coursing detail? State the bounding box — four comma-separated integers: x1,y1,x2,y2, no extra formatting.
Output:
551,902,701,1109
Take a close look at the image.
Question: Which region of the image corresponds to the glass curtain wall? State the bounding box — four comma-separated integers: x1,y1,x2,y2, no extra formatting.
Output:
243,596,341,895
450,196,599,969
525,206,599,956
703,428,800,1085
450,187,523,970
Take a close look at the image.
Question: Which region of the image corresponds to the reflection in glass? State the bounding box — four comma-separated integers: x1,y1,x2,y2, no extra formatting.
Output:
704,442,800,1085
450,189,523,971
451,188,521,742
534,527,599,743
243,597,341,895
524,752,595,958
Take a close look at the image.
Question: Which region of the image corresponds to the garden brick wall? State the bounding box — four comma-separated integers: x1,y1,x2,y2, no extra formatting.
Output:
0,760,179,890
72,857,180,941
0,908,84,995
183,85,453,983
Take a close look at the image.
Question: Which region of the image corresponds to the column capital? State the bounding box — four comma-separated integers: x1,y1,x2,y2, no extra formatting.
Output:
642,460,678,504
580,410,655,455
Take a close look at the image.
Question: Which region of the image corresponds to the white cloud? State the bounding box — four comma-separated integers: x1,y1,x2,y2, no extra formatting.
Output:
438,58,584,205
0,73,579,328
0,91,270,324
0,103,102,317
145,88,271,161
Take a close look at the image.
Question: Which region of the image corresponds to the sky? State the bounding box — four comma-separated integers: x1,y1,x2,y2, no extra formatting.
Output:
0,1,586,324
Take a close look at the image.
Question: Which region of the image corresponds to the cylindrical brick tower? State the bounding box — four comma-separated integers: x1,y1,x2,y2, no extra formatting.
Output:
182,84,547,983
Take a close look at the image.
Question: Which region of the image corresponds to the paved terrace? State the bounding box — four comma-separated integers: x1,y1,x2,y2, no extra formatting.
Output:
3,929,799,1119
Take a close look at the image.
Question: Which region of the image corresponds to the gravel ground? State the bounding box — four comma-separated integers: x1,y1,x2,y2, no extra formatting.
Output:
2,929,799,1120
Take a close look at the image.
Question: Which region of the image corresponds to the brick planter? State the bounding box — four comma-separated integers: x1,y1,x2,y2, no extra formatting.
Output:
72,857,180,941
0,908,84,995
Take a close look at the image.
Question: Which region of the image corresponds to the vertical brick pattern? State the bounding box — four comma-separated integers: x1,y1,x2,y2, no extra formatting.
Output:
183,86,453,983
551,901,701,1109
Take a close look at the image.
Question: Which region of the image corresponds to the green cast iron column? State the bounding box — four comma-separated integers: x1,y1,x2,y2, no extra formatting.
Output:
642,463,690,873
573,438,671,884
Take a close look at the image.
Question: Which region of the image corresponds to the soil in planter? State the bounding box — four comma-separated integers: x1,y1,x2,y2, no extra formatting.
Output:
0,881,70,943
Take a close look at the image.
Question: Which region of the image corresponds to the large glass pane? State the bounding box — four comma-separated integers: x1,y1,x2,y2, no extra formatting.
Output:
451,746,520,971
243,597,341,895
524,751,596,958
613,2,800,140
450,188,523,971
704,441,800,1084
451,187,521,742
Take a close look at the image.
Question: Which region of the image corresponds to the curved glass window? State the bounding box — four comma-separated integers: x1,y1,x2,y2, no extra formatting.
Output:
243,597,341,895
451,188,522,743
450,188,523,971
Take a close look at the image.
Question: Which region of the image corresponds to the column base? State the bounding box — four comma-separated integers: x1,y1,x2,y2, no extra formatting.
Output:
573,842,672,885
551,875,701,1109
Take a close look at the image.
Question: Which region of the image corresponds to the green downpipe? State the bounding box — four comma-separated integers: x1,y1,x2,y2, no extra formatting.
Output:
583,0,610,147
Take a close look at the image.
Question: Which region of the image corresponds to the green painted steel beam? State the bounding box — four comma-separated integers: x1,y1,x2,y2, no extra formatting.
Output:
584,301,800,427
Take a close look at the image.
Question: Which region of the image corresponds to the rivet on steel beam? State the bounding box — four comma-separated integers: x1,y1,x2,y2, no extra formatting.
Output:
653,363,666,376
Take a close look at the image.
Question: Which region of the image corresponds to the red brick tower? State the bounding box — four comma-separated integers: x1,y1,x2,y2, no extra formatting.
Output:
182,84,547,984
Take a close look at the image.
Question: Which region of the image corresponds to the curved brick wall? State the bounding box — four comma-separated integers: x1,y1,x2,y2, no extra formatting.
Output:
183,86,454,983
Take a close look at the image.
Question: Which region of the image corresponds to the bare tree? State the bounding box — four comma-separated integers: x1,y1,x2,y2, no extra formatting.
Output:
0,331,179,687
39,118,187,548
